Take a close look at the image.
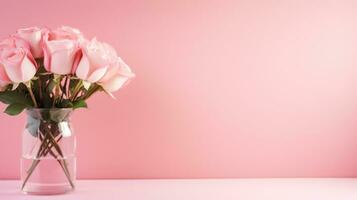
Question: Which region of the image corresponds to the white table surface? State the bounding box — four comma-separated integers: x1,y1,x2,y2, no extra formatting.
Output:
1,179,357,200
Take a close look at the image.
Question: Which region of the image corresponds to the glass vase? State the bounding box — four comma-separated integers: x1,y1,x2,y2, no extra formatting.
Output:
21,108,76,194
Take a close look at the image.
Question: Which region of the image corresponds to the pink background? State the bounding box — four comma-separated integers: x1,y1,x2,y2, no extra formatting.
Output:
1,0,357,179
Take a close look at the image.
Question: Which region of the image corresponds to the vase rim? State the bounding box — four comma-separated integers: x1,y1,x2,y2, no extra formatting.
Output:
26,108,74,121
26,108,74,111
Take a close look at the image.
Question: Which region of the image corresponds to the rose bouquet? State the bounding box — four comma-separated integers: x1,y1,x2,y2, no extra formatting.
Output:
0,26,134,194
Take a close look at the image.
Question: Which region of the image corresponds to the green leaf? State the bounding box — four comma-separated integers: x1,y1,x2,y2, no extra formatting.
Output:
4,103,28,116
72,100,87,109
0,90,33,106
58,99,73,108
26,116,40,137
47,80,57,93
49,109,72,122
69,79,82,93
82,84,101,100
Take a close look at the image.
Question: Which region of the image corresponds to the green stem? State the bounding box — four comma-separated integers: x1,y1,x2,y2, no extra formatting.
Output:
26,82,38,108
82,85,101,101
71,81,82,101
22,124,74,190
26,134,62,174
38,78,43,107
47,131,75,188
21,159,40,190
60,75,69,102
21,131,49,190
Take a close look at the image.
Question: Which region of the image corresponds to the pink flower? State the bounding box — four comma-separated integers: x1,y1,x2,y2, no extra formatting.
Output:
0,47,37,83
75,39,114,82
43,33,80,75
15,27,46,58
49,26,84,41
0,36,30,51
75,39,134,92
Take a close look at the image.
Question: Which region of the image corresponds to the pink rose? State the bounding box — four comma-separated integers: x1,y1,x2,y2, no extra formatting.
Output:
15,27,46,58
0,36,30,51
75,38,134,92
43,33,80,75
0,37,34,88
0,47,37,83
49,26,84,41
75,39,115,82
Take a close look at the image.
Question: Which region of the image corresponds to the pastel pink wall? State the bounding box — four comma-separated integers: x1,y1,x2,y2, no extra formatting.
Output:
1,0,357,179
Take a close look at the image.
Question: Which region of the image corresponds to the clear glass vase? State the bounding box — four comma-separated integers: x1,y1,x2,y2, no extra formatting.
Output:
21,108,76,195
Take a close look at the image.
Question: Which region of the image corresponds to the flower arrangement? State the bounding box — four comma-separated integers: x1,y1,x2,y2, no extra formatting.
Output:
0,26,134,115
0,26,134,194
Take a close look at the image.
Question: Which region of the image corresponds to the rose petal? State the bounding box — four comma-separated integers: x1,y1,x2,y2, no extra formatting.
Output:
45,39,77,74
99,74,129,92
16,27,44,58
1,48,36,83
76,51,90,79
50,49,76,75
87,66,108,83
20,55,36,82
